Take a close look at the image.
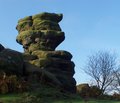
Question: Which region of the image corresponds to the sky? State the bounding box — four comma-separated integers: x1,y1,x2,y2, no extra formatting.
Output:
0,0,120,84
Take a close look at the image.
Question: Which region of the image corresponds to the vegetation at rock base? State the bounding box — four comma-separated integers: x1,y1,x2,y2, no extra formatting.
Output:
0,83,120,103
0,93,120,103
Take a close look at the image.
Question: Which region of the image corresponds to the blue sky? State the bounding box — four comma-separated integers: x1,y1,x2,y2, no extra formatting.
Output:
0,0,120,84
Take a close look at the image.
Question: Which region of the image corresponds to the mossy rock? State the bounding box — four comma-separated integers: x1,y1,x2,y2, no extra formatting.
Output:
44,68,74,77
16,30,65,51
32,50,72,60
76,84,90,94
32,12,63,23
22,53,38,61
16,20,33,32
29,58,75,73
16,30,64,44
16,30,42,45
28,42,54,52
24,62,62,87
16,12,64,51
15,12,77,93
17,12,63,24
55,75,76,93
29,58,52,68
48,58,75,71
41,30,64,39
0,49,24,75
18,16,32,23
33,20,61,31
28,43,41,53
16,12,63,32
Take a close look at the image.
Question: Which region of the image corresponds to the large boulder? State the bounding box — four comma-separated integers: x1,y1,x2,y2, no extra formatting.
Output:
29,58,75,73
24,62,62,87
77,84,90,97
0,49,24,75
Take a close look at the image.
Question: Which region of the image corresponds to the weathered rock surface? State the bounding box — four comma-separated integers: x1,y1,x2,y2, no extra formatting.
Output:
32,50,73,60
16,12,76,93
16,12,64,53
16,30,65,52
0,49,24,75
0,12,76,93
24,61,62,87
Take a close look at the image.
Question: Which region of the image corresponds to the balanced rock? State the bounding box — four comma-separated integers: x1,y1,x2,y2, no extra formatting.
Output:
16,12,76,93
16,13,65,52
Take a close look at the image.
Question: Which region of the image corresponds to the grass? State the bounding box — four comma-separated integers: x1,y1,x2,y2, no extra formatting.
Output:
49,97,120,103
0,86,120,103
0,93,21,103
61,100,120,103
0,94,120,103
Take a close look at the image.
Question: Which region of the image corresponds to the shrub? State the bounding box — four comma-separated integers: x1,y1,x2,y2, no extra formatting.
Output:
112,92,120,100
77,83,90,98
0,71,28,94
89,85,102,98
0,81,8,94
14,85,66,103
17,93,41,103
77,84,102,98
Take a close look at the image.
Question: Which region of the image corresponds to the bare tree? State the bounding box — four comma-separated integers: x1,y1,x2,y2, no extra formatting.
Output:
111,68,120,94
84,51,117,94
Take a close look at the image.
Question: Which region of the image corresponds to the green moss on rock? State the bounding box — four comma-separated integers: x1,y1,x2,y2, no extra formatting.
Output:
22,53,38,61
28,43,41,53
18,16,32,23
15,12,76,93
32,50,72,60
29,58,51,68
33,20,61,31
32,12,63,23
16,20,33,32
16,30,65,51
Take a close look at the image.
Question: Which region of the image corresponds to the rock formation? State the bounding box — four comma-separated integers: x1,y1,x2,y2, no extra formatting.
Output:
16,13,64,52
0,12,76,93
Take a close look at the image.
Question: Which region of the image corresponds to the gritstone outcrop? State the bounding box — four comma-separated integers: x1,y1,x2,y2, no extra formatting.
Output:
0,12,76,93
